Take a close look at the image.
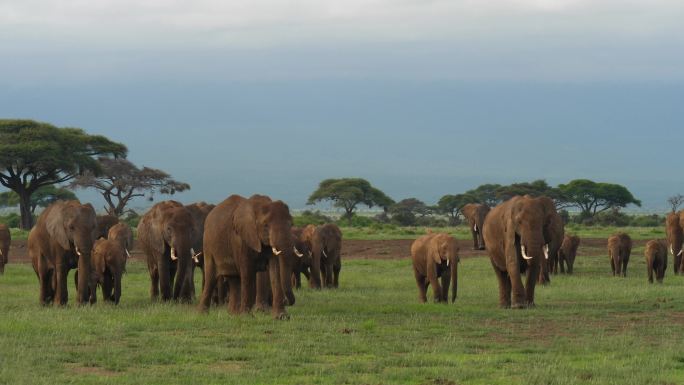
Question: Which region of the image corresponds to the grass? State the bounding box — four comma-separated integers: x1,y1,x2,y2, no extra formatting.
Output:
1,245,684,385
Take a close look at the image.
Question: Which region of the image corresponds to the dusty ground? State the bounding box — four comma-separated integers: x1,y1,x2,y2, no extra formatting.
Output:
5,238,648,264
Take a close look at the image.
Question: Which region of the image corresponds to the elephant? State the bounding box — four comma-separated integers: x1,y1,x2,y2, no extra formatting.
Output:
28,200,97,305
301,223,343,289
665,211,683,274
644,239,667,284
108,223,134,256
90,228,131,304
483,195,560,309
558,235,580,274
198,194,299,319
95,214,120,240
0,224,9,274
607,232,632,277
460,203,490,250
411,232,459,303
290,226,312,289
137,200,195,302
185,202,216,298
538,205,565,284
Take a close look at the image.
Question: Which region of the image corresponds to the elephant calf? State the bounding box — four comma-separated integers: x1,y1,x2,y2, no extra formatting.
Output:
558,235,580,274
644,240,667,284
411,232,459,303
607,233,632,277
89,223,133,304
0,224,10,274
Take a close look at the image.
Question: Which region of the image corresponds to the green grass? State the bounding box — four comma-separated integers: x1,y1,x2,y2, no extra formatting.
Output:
2,248,684,385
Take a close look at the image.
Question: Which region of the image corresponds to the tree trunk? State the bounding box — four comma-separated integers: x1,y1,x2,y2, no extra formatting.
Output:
18,191,34,229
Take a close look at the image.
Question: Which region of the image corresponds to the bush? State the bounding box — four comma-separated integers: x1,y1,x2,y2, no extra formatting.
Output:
121,211,141,228
629,214,663,227
293,210,333,227
339,215,377,228
0,213,22,228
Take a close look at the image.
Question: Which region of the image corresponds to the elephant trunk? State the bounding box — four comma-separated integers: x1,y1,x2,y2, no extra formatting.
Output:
278,252,296,306
450,257,458,303
172,237,193,302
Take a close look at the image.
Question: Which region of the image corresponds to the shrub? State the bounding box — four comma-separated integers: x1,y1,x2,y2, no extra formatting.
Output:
629,214,663,227
293,210,333,227
0,213,22,228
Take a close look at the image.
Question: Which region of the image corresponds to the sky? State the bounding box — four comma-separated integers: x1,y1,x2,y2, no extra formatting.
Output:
1,0,683,212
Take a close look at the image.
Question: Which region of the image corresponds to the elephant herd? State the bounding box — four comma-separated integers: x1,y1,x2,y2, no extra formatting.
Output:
16,195,343,319
412,195,680,308
3,194,684,316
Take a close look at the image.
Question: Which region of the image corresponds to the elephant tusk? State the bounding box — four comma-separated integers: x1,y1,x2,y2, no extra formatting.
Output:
521,245,532,260
446,258,450,267
473,224,478,232
322,249,329,259
75,247,83,258
293,247,304,258
170,247,178,261
679,249,683,257
192,251,203,264
125,249,131,259
0,249,3,256
272,247,283,256
543,244,550,260
671,245,674,255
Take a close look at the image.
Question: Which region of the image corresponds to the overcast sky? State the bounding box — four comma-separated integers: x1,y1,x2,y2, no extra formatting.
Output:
1,1,682,212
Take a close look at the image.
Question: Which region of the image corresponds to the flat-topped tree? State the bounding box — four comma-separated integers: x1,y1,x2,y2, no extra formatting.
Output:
0,185,77,215
307,178,394,223
436,193,479,225
0,120,127,229
71,157,190,217
558,179,641,220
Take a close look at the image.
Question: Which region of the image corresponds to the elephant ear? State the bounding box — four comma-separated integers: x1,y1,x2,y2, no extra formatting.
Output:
428,235,444,265
233,201,262,252
46,205,71,250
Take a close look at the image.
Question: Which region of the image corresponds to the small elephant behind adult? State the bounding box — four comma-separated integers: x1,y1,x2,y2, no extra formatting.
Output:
607,232,632,277
558,235,580,274
460,203,489,250
91,236,129,304
411,232,459,303
302,223,343,289
0,223,10,274
644,239,667,284
290,226,312,289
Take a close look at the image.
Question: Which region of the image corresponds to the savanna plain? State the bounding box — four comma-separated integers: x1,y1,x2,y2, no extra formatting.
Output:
1,226,683,385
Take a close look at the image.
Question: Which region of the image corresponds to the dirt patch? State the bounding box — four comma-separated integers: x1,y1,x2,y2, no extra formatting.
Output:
5,238,650,264
66,363,120,377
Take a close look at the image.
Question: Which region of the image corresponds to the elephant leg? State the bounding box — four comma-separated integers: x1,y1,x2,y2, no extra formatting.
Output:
113,273,122,304
324,263,334,288
622,259,628,277
227,277,241,315
440,272,450,303
675,254,682,275
239,261,256,313
471,230,478,250
159,259,172,301
268,256,288,319
559,253,566,274
505,261,525,308
310,252,322,289
525,263,540,307
103,271,113,301
38,268,52,306
255,271,271,312
293,271,301,289
54,257,68,306
149,266,160,301
414,270,428,303
647,262,654,283
198,258,218,312
333,262,340,288
610,259,616,276
493,267,511,308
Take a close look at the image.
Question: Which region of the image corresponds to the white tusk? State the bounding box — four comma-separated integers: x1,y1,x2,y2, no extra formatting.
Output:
543,244,550,260
521,245,532,260
170,247,178,261
308,251,313,257
191,248,196,256
272,247,282,256
294,247,304,258
75,247,83,257
446,258,450,267
322,249,329,258
473,225,478,232
125,249,131,259
671,245,674,255
0,249,3,256
679,249,683,257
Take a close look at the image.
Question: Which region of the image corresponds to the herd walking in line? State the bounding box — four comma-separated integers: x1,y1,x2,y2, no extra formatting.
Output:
1,192,683,318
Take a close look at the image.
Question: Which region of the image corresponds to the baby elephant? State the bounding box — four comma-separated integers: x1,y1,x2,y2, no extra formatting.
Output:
607,232,632,277
411,232,459,303
644,240,667,284
91,223,133,304
558,235,580,274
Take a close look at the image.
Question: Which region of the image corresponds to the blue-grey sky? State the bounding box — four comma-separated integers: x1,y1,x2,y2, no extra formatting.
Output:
1,1,682,212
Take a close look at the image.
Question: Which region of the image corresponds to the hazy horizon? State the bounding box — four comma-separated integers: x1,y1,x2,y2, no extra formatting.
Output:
1,1,682,213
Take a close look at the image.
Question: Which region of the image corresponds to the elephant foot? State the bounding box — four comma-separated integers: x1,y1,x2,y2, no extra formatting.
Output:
511,302,527,309
478,247,486,251
527,302,536,308
499,303,511,309
272,312,290,320
254,304,271,313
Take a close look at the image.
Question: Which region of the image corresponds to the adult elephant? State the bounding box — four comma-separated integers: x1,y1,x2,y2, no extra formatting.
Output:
95,214,119,240
607,232,632,277
0,224,9,274
483,195,559,309
644,239,667,284
302,223,343,289
137,201,195,302
538,202,565,284
28,200,97,305
461,203,489,250
665,211,683,274
411,232,459,303
199,194,298,319
185,202,216,297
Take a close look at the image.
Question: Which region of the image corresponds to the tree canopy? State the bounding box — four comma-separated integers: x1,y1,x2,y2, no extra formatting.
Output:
71,157,190,217
463,184,502,207
0,185,77,214
436,193,479,224
307,178,394,220
0,120,127,228
557,179,641,218
495,179,568,209
389,198,432,226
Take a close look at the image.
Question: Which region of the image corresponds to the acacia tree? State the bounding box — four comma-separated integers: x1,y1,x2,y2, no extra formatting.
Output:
436,193,479,225
667,194,684,213
464,184,503,207
70,157,190,217
307,178,394,222
0,185,77,214
558,179,641,219
495,180,568,209
0,120,127,229
389,198,432,226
